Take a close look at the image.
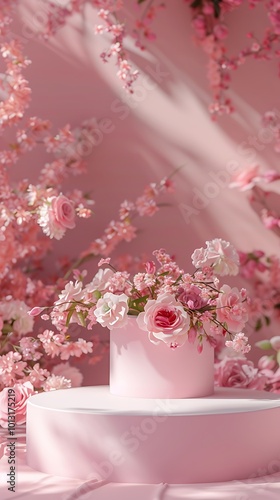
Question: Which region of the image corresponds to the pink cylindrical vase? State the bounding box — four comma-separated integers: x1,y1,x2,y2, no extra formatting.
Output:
110,317,214,398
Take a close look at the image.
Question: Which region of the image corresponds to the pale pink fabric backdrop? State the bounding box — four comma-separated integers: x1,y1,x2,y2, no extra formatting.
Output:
10,0,280,383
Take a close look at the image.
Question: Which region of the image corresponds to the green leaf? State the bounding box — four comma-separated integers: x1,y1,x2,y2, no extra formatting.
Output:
66,307,75,327
255,340,272,350
264,315,271,326
130,295,149,305
277,350,280,366
137,0,147,3
77,311,86,328
255,318,262,331
93,290,101,300
173,274,183,286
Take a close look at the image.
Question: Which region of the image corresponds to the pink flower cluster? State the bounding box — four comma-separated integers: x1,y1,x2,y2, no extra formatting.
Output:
7,0,279,115
254,337,280,393
0,18,31,132
34,238,250,353
215,357,267,390
40,0,139,92
132,1,165,51
191,238,240,276
229,158,280,393
230,163,280,237
0,363,85,428
188,0,280,118
230,164,280,191
237,248,280,331
96,5,139,93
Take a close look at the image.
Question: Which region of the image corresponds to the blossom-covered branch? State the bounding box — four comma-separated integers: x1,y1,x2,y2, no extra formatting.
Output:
188,0,280,118
0,1,176,413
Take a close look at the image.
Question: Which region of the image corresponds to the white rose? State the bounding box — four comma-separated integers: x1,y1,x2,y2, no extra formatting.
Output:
94,292,128,329
85,268,114,293
55,280,84,312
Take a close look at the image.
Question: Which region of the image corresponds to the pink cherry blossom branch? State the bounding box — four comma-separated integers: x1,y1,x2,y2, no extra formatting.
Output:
188,0,280,118
62,173,175,279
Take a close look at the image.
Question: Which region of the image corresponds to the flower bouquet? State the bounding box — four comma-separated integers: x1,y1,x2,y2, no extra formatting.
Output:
37,238,250,354
31,238,250,398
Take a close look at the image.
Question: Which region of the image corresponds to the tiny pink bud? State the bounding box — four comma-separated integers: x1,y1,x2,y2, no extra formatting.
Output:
254,250,265,258
258,355,276,371
28,307,44,317
188,327,197,344
145,261,156,274
98,258,111,267
197,343,203,354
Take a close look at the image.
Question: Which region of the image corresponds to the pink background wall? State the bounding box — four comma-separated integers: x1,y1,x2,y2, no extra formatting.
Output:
9,1,280,384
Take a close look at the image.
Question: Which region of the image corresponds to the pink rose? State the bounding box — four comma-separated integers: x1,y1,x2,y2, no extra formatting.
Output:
51,194,76,230
0,382,35,428
258,355,276,371
176,285,206,310
190,247,208,269
136,292,190,348
38,194,76,240
215,357,266,390
216,284,248,333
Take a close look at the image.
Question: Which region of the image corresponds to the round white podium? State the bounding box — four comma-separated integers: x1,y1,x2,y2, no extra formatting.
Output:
26,386,280,484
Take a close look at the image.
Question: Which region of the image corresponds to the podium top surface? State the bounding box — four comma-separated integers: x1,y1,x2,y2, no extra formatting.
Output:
27,385,280,416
